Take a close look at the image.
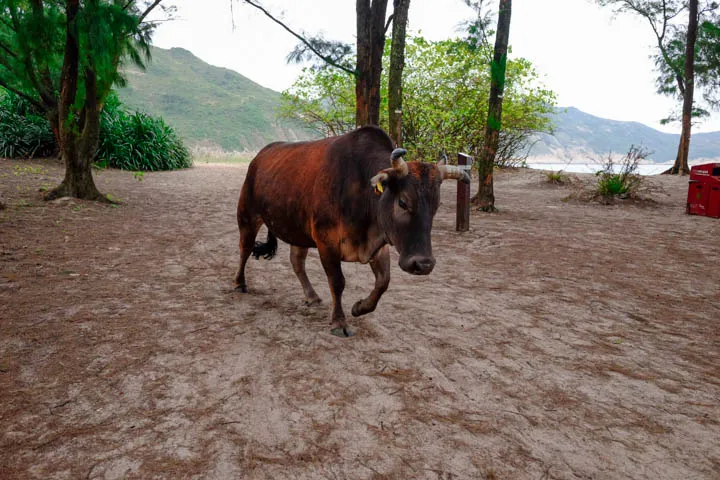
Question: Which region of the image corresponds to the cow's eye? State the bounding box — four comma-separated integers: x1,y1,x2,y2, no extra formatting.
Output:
398,199,409,210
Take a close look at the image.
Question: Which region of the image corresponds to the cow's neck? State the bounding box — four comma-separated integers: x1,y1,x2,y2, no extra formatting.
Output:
340,221,387,264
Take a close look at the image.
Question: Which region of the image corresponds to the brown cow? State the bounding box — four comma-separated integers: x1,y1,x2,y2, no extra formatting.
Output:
234,126,469,337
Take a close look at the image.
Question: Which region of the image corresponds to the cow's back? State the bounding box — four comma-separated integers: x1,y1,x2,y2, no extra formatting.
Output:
240,126,394,248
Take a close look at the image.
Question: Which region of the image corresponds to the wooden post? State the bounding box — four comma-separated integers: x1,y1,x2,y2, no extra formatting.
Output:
456,153,471,232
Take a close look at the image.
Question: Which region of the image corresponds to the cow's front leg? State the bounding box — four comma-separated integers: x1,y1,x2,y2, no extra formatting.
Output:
317,245,352,337
352,245,390,317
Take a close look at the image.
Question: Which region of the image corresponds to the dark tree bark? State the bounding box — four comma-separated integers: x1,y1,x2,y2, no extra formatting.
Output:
356,0,389,127
388,0,410,145
473,0,511,211
666,0,698,176
45,0,105,201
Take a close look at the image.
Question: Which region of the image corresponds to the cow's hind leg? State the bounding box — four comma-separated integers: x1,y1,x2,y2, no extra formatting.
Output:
351,245,390,317
290,246,321,306
317,244,351,337
234,215,262,293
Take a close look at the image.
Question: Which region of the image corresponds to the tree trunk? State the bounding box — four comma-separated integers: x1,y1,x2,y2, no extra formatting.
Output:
388,0,410,146
46,108,61,157
472,0,511,211
665,0,698,176
356,0,389,127
45,0,104,201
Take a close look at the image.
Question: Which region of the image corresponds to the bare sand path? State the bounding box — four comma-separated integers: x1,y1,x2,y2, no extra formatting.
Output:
1,158,718,479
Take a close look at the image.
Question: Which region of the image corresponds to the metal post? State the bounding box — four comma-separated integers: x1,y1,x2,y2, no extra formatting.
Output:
456,153,471,232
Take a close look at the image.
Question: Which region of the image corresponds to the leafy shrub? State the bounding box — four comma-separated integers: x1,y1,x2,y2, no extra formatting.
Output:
595,145,647,198
0,92,55,158
0,89,190,171
97,97,192,171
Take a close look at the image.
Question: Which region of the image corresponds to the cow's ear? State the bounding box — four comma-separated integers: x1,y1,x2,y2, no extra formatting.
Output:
370,171,390,195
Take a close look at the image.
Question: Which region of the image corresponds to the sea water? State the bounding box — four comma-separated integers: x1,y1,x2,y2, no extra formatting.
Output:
526,163,669,176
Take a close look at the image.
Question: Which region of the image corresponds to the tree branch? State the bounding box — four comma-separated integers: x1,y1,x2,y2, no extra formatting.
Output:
384,13,394,34
0,78,44,110
611,0,686,92
0,15,16,31
242,0,356,76
139,0,163,23
0,39,18,59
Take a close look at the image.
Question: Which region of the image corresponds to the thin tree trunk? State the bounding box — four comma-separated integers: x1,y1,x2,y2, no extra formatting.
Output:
45,0,105,201
472,0,511,211
356,1,371,127
666,0,697,176
388,0,410,146
356,0,389,127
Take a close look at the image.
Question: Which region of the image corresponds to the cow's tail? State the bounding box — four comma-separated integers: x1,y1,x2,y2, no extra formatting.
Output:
252,231,278,260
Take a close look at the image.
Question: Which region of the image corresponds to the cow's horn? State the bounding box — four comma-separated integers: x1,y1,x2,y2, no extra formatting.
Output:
391,148,408,176
438,164,471,184
438,152,448,166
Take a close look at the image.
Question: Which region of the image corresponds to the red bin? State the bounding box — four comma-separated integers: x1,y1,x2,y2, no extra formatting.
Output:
687,163,720,219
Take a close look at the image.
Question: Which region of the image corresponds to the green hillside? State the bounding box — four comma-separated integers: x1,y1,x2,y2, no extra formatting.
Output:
117,47,315,151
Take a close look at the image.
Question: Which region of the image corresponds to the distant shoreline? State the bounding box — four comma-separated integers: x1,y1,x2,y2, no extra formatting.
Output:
524,161,719,176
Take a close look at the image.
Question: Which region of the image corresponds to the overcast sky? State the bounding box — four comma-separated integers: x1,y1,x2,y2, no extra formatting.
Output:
150,0,720,134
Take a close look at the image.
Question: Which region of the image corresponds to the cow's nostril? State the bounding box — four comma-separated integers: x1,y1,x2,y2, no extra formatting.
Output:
412,258,435,275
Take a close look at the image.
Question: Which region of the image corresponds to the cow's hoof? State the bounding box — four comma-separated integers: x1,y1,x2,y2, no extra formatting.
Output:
330,327,355,338
351,301,364,317
351,301,375,317
234,285,248,293
304,297,322,306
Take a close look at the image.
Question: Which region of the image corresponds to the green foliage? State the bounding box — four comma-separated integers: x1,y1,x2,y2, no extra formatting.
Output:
0,92,55,158
595,145,647,198
656,15,720,117
97,95,191,171
0,0,154,112
598,0,720,122
279,66,357,137
597,175,628,195
280,35,556,166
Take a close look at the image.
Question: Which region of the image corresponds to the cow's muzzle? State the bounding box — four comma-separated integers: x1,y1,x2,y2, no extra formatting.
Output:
400,255,436,275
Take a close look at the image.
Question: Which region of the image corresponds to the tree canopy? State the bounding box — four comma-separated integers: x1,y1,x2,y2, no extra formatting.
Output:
597,0,720,174
280,35,556,165
0,0,168,199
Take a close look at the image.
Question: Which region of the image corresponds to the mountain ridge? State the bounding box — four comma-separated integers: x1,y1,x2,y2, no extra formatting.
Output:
530,107,720,163
118,46,720,162
117,46,314,152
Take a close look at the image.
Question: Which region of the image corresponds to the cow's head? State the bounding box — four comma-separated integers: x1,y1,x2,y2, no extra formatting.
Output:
371,149,470,275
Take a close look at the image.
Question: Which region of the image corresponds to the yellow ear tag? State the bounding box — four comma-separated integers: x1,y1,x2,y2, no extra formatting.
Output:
374,181,384,195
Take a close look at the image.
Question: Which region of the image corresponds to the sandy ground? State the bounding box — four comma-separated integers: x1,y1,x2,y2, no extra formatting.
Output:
1,157,719,480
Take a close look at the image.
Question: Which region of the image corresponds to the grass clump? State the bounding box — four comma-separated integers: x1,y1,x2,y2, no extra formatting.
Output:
546,170,569,185
594,145,647,199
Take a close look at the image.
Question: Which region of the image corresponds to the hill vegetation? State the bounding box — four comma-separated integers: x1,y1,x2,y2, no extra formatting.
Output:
117,47,315,152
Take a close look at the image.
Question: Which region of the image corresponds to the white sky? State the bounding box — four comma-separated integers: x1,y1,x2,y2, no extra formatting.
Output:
150,0,720,134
